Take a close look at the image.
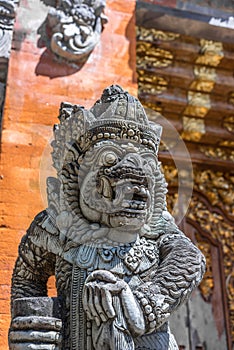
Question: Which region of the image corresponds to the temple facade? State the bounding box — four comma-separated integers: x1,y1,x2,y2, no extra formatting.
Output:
0,1,233,349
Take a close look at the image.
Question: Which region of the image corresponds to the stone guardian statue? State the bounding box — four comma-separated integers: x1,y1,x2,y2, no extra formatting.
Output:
9,85,206,350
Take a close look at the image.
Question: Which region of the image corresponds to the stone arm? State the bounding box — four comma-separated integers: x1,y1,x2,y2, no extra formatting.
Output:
9,211,62,349
134,233,206,333
11,212,56,309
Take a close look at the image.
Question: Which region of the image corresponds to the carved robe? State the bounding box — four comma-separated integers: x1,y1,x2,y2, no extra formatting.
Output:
11,208,204,350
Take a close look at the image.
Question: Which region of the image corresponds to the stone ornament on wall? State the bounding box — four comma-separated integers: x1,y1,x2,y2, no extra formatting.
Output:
0,0,18,125
39,0,108,64
9,86,205,349
0,0,18,58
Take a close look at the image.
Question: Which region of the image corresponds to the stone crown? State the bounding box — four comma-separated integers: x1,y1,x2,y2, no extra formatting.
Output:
52,85,162,171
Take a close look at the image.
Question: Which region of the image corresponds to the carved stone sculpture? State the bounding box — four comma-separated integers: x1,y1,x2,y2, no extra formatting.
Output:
9,85,206,349
0,0,17,58
39,0,108,63
0,0,18,123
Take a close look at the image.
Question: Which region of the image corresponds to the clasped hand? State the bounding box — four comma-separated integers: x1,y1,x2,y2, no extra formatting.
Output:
83,270,146,336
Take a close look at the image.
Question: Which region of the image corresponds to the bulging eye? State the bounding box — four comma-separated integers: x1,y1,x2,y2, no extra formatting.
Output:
102,152,118,166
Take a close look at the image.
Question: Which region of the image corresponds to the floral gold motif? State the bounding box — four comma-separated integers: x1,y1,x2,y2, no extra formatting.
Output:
137,42,173,69
163,164,234,342
199,146,234,162
223,115,234,134
228,92,234,105
137,27,180,42
182,117,205,141
190,67,217,93
196,40,224,67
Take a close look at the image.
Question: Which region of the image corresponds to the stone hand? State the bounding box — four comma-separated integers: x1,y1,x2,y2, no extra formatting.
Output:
83,270,145,336
83,270,126,326
9,316,62,350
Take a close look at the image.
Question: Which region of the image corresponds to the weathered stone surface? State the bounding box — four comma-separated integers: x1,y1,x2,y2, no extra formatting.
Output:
12,297,61,318
9,85,205,349
0,1,136,344
38,0,108,64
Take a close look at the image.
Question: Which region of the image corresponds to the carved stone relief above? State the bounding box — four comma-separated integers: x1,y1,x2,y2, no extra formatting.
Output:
0,0,18,127
0,0,18,58
38,0,108,64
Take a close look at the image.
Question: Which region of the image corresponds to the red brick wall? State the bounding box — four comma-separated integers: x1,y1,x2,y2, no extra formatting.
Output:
0,0,137,347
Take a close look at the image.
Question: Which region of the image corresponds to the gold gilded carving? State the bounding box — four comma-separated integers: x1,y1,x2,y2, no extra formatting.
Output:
165,192,179,218
219,141,234,147
193,169,234,216
163,166,234,217
137,42,173,69
195,239,214,302
228,92,234,105
223,116,234,134
190,81,215,93
199,146,234,162
184,39,221,119
194,66,217,81
196,40,224,67
182,117,205,142
138,71,168,95
137,26,180,42
162,164,234,340
142,101,163,113
187,92,211,108
190,67,217,93
183,92,211,118
188,197,234,341
159,139,177,152
162,165,178,188
139,82,167,95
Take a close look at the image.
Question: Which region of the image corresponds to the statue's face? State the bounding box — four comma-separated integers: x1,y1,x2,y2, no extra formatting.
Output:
79,140,157,231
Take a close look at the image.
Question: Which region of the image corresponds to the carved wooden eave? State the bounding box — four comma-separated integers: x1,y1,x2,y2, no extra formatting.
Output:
136,1,234,171
136,1,234,349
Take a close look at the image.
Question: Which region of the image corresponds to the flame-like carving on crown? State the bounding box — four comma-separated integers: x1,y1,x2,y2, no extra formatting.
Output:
51,85,162,172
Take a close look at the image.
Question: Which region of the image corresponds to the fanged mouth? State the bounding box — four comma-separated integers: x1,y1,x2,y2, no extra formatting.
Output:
97,166,151,215
110,210,147,218
104,166,147,185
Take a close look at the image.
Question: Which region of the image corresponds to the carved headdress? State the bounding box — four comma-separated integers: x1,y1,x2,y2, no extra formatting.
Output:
49,85,172,244
51,85,162,172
